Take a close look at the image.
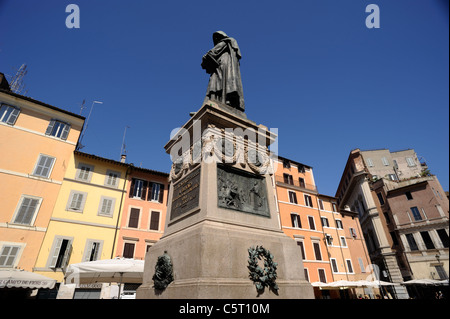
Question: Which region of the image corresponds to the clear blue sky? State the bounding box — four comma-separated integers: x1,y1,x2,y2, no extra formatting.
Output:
0,0,448,196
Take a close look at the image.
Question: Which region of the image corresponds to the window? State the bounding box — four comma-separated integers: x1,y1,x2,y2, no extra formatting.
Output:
346,260,354,273
388,174,397,181
45,119,71,140
308,216,316,230
420,231,435,250
291,213,301,228
325,234,333,245
410,206,422,221
105,170,120,188
405,191,413,200
48,237,72,268
283,173,293,185
12,196,42,225
283,160,290,168
321,217,329,228
304,195,313,207
340,236,347,247
437,229,449,248
128,208,140,228
296,241,306,260
318,199,324,210
130,179,147,199
384,212,391,224
406,157,416,167
304,269,309,282
335,219,343,229
350,228,357,238
98,197,115,217
299,177,306,188
149,211,160,231
331,258,339,273
149,182,165,203
288,191,298,204
406,233,418,251
313,242,322,260
435,265,448,280
32,154,55,178
366,158,374,167
76,163,94,182
358,258,365,273
377,192,385,206
332,203,338,212
66,191,87,212
0,104,20,125
123,243,135,258
83,240,102,262
381,157,389,166
390,231,399,246
318,268,326,283
0,245,21,268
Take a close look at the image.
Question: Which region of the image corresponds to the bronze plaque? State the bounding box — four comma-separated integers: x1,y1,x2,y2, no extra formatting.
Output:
170,167,201,220
217,164,270,217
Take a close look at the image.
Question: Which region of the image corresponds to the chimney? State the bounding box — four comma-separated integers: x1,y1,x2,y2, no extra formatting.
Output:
0,73,11,91
120,154,127,163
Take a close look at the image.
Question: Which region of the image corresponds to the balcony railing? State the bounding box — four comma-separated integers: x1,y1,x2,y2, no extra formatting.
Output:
275,175,318,193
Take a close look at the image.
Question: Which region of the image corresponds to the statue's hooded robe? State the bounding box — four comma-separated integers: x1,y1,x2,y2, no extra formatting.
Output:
203,31,245,112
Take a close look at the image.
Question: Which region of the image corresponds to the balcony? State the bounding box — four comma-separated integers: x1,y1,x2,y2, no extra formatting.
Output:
275,175,318,194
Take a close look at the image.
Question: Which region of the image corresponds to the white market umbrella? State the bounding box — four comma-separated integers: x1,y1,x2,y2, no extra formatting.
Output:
65,257,144,285
0,269,56,289
328,280,362,288
310,281,330,287
402,279,445,286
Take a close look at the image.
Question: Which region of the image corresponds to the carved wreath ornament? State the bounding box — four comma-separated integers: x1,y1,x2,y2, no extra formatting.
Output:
152,251,174,291
247,245,279,294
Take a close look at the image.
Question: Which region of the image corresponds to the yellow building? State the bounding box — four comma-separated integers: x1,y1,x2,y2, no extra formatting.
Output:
33,151,129,291
0,82,84,272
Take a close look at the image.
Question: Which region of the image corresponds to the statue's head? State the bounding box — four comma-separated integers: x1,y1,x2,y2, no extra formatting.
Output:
213,31,228,45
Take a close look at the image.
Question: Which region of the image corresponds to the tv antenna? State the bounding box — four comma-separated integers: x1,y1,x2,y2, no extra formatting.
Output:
77,100,103,150
120,125,130,158
9,64,28,95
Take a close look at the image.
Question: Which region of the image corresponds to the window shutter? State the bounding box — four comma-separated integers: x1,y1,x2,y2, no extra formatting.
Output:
49,238,63,268
61,123,70,140
129,179,136,198
45,119,55,135
141,181,148,200
7,107,20,125
158,184,165,203
150,211,160,230
147,182,153,201
128,208,140,228
290,214,296,227
313,242,322,260
83,241,93,262
61,242,72,268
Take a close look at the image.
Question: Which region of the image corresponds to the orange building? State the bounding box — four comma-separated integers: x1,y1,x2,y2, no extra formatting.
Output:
0,82,84,272
273,155,372,298
114,166,169,260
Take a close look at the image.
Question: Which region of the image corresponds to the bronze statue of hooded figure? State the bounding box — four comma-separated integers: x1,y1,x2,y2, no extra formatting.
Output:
202,31,245,112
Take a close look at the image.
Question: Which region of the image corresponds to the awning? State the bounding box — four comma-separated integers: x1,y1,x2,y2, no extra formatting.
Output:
0,269,56,289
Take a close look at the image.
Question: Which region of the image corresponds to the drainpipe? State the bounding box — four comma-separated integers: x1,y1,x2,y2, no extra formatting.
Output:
111,165,132,259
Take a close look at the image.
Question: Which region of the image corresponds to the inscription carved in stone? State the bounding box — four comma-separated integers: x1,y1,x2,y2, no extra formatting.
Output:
170,167,201,220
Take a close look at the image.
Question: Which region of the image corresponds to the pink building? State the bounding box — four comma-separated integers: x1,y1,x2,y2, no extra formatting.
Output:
114,166,169,260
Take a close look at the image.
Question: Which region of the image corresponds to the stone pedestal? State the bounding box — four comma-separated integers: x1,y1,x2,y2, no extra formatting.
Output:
136,101,313,299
